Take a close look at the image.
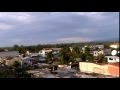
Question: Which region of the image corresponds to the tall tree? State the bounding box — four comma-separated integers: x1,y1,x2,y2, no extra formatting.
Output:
47,51,54,63
85,46,90,55
19,45,27,54
13,45,19,51
60,47,71,64
80,53,86,62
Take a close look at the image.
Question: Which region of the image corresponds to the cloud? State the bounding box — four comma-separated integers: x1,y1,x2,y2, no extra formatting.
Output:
0,23,14,30
11,39,22,42
0,12,119,47
0,12,33,24
68,12,106,21
57,37,93,43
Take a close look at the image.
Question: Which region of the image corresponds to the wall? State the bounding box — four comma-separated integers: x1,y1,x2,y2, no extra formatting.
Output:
79,62,119,77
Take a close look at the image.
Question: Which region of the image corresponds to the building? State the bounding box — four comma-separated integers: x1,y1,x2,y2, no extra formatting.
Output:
93,51,99,57
105,56,119,63
81,47,86,53
39,48,62,57
52,48,62,51
93,49,104,57
42,48,53,53
104,49,111,56
38,48,52,56
92,45,104,49
0,51,19,58
109,43,119,49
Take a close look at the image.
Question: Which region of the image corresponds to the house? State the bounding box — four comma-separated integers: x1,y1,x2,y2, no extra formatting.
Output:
39,48,62,57
38,50,47,57
105,56,119,63
52,48,62,53
38,48,53,56
104,49,111,56
109,43,119,49
93,51,99,57
31,53,39,57
92,45,104,49
90,47,104,57
0,51,19,58
42,48,53,53
93,49,104,57
32,54,46,62
52,48,62,51
81,47,86,53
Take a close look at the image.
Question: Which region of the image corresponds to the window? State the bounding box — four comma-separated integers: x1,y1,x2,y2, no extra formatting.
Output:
109,58,113,60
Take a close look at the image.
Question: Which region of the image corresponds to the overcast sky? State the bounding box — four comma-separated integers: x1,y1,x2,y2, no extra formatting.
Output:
0,12,119,47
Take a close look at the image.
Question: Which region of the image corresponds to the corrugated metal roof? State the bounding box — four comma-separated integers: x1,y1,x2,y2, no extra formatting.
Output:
0,51,19,57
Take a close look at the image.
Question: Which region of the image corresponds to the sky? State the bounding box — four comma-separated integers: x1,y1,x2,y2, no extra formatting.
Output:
0,12,119,47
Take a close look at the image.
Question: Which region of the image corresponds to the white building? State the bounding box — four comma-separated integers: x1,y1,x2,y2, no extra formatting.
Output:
38,50,47,57
105,56,119,63
93,50,104,57
110,43,119,49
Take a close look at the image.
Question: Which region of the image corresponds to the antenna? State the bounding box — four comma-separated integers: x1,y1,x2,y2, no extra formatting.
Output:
111,50,117,56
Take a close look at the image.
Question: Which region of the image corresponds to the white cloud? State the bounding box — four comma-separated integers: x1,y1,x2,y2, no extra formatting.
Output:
73,12,104,15
0,12,33,24
0,12,118,47
76,28,93,33
57,37,93,43
72,12,106,21
13,13,32,23
0,23,14,30
11,39,22,42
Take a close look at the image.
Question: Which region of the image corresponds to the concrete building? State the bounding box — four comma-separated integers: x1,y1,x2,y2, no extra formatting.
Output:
104,49,111,56
92,45,104,49
93,49,104,57
105,56,119,63
109,43,119,49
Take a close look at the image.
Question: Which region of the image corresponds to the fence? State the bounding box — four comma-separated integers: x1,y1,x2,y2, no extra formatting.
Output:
79,62,119,77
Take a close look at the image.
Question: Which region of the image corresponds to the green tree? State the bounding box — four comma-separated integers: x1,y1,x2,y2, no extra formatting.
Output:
73,47,81,58
47,51,54,63
85,46,90,55
60,47,72,64
73,47,80,54
12,61,31,78
13,61,21,68
0,48,4,52
19,45,27,54
86,55,94,62
13,45,19,51
80,53,86,62
98,54,105,63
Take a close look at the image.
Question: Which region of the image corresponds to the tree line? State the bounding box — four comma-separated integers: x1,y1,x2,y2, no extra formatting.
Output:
0,41,115,54
47,46,107,65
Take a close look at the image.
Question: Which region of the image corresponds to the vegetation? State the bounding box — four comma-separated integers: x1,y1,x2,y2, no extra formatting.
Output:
60,47,72,64
0,61,31,78
0,48,4,52
0,41,117,78
0,41,116,66
46,51,54,63
0,41,116,53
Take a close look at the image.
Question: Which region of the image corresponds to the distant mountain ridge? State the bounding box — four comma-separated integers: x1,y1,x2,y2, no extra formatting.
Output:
95,37,119,42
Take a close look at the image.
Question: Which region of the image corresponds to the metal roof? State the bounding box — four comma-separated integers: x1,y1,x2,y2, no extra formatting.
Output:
0,51,19,57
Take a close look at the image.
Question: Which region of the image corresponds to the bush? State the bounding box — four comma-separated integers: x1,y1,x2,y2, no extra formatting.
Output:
102,58,108,64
